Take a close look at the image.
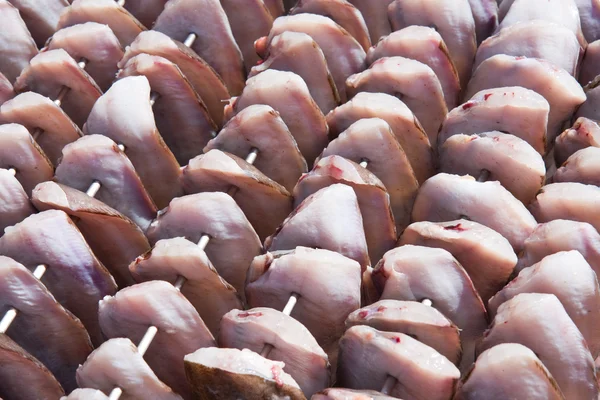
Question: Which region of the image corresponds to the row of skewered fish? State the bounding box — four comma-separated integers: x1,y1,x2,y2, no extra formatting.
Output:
2,0,600,399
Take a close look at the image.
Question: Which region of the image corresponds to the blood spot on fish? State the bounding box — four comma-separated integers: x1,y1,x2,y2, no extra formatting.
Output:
493,136,500,142
255,59,264,65
238,311,263,318
514,56,526,60
271,366,284,387
376,306,387,312
358,310,369,319
391,336,401,343
462,101,475,110
484,93,493,101
444,223,466,231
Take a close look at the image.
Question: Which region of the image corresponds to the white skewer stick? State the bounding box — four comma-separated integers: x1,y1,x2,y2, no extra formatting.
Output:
259,293,300,357
380,298,433,395
29,59,88,143
0,264,47,334
106,30,252,394
0,59,91,337
108,146,259,400
257,157,368,359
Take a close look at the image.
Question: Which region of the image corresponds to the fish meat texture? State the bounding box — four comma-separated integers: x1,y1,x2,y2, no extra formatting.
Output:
399,219,517,305
326,92,434,185
0,72,13,105
250,31,340,114
99,281,216,399
580,39,600,86
516,219,600,276
0,123,53,195
219,308,329,396
478,293,598,399
555,117,600,165
438,86,549,155
346,300,462,365
575,81,600,122
530,182,600,232
313,388,396,400
32,181,150,288
84,75,183,209
265,184,369,269
0,0,37,83
475,20,582,76
0,256,92,392
321,118,419,231
0,91,82,165
290,0,371,51
265,13,367,102
0,168,34,234
489,250,600,357
554,146,600,186
14,48,102,129
62,389,108,400
221,0,274,72
366,26,461,109
371,245,488,370
454,343,566,400
337,325,460,400
184,347,305,400
204,104,307,192
0,333,65,400
0,210,117,345
347,0,393,43
76,338,183,400
146,192,262,297
121,30,230,127
58,0,145,47
182,149,293,241
120,0,168,28
497,0,585,46
468,0,498,43
439,131,546,204
226,69,328,166
153,0,245,95
55,134,157,231
7,0,68,47
246,247,362,357
465,55,586,141
130,237,243,336
388,0,477,87
575,0,600,42
412,173,537,252
118,53,217,165
293,155,396,264
346,56,447,146
45,22,124,91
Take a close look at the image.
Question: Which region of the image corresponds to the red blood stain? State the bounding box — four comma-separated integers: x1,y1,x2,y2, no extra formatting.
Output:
444,223,466,231
238,311,263,318
376,306,387,312
484,93,493,100
391,336,401,343
358,310,369,319
462,101,475,110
